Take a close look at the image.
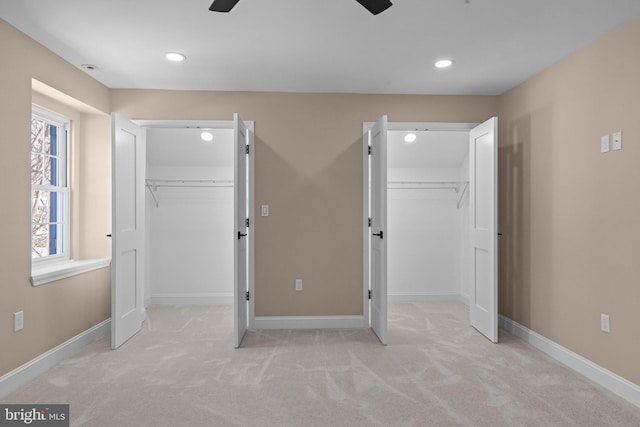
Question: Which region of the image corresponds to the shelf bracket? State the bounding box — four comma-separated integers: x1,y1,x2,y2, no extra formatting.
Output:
146,185,159,208
456,182,469,209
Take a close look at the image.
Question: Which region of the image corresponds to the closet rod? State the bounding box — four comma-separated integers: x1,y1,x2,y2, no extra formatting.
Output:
146,179,233,188
387,180,470,210
146,183,233,188
387,180,467,189
146,179,233,184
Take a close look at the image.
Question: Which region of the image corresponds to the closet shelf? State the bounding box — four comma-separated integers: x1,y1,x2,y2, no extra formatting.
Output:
386,180,470,209
145,179,234,208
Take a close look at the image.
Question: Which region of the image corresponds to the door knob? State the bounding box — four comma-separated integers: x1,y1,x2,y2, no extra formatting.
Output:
238,231,248,240
372,231,384,239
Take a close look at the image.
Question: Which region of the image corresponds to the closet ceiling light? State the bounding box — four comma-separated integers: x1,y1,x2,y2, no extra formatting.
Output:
434,59,453,69
165,52,186,62
200,131,214,142
404,133,417,143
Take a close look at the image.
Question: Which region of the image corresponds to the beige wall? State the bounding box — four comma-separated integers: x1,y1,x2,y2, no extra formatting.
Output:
111,90,498,316
0,20,111,376
497,16,640,385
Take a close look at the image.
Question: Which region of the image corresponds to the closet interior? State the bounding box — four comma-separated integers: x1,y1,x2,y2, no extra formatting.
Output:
144,127,235,306
386,129,472,302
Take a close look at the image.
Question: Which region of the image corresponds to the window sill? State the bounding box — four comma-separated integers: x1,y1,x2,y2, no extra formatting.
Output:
30,258,111,287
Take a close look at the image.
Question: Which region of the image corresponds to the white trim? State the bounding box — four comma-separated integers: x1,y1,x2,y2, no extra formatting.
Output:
362,123,371,327
363,121,477,132
254,315,367,330
30,258,111,286
0,319,110,399
150,293,233,306
247,123,256,329
499,315,640,409
388,292,467,303
134,120,237,129
31,105,71,265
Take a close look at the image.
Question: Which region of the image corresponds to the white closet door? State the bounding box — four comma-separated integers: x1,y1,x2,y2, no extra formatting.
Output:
234,113,249,348
111,114,145,349
370,115,388,345
469,117,498,343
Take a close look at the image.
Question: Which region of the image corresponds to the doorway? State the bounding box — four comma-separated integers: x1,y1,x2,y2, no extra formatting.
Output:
144,126,235,308
363,117,498,345
111,115,254,349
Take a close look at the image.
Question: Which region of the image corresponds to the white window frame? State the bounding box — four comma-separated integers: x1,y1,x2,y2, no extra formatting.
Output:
31,105,71,266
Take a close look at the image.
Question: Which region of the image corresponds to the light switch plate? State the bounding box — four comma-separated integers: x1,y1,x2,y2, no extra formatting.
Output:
14,311,24,332
612,131,622,150
261,205,269,217
601,313,610,333
295,279,303,291
601,135,610,153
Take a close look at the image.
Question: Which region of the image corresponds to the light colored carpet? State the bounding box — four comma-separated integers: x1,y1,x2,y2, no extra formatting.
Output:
3,301,639,426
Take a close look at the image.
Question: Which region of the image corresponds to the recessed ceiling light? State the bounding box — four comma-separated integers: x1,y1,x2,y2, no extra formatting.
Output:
404,133,417,143
200,131,214,142
81,64,99,71
434,59,454,69
165,52,186,62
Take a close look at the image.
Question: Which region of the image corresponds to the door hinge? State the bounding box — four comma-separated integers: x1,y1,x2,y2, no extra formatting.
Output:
368,290,372,300
368,218,372,227
245,291,250,301
368,146,372,155
246,144,250,154
246,218,250,228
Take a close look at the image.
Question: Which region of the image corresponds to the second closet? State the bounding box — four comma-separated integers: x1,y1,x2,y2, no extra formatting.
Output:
386,129,472,302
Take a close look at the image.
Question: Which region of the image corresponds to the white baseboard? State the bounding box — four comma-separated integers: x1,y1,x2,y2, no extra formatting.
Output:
389,291,467,303
0,319,111,399
254,315,366,329
499,315,640,409
150,293,233,306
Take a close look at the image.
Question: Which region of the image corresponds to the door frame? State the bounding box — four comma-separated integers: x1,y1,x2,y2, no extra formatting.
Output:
134,119,256,329
362,121,478,328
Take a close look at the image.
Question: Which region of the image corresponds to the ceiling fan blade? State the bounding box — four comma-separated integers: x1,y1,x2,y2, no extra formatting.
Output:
355,0,393,15
209,0,240,13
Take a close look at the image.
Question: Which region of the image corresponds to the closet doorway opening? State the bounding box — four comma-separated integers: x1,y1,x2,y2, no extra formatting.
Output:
111,115,254,350
363,117,498,345
144,126,235,307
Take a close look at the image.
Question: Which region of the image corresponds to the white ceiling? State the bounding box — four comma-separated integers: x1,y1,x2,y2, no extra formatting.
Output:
2,1,640,95
388,130,468,169
146,127,233,167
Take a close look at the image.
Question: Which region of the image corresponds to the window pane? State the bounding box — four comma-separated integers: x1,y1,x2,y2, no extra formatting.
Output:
31,118,61,186
32,223,64,257
31,118,46,153
31,154,58,186
31,190,65,258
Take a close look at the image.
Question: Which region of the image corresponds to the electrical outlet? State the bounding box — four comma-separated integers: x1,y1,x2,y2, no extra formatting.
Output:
600,313,610,333
14,311,24,332
612,131,622,150
295,279,303,291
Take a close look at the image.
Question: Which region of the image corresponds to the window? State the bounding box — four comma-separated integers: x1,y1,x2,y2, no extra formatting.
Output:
31,106,69,264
